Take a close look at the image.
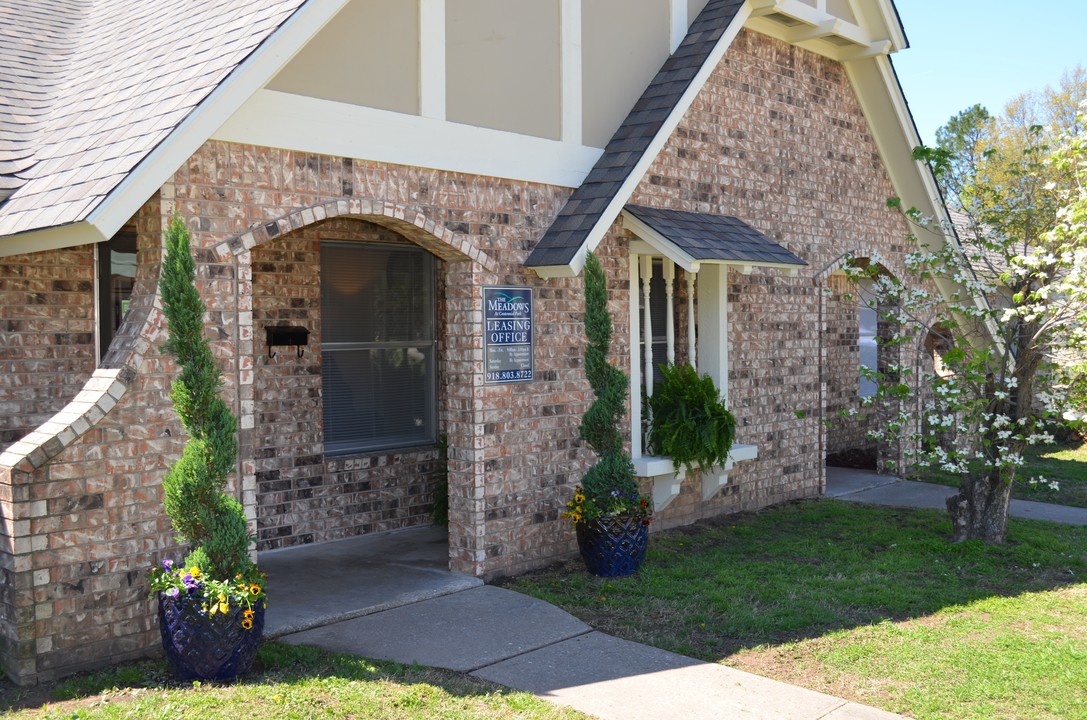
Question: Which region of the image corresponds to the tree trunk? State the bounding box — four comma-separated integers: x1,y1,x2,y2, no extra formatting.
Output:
946,466,1013,543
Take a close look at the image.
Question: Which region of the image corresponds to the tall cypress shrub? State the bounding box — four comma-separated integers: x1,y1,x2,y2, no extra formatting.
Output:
578,252,639,511
159,216,252,579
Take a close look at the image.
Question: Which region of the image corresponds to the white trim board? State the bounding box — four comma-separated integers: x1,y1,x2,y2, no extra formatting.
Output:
0,222,108,258
213,89,604,189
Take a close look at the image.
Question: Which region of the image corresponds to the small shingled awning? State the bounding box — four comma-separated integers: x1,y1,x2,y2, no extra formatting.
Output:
622,204,808,274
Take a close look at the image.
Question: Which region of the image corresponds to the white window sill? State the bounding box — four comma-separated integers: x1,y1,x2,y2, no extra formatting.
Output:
634,443,758,510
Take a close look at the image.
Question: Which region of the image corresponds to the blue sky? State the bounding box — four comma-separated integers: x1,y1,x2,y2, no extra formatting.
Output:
892,0,1087,145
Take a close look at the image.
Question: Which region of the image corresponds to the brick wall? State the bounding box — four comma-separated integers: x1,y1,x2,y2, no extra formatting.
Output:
0,247,96,449
2,28,935,684
161,148,589,578
623,29,914,527
0,198,175,684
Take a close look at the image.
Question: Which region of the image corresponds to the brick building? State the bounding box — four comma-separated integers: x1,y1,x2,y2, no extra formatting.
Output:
1,0,950,683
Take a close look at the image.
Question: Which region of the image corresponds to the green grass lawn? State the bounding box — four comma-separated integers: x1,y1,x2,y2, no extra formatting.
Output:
503,501,1087,720
913,440,1087,507
0,643,589,720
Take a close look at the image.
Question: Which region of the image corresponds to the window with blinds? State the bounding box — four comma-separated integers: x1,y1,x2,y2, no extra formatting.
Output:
321,241,436,455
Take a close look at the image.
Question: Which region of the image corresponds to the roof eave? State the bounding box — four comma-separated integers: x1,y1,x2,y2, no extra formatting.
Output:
34,0,351,248
621,209,699,272
0,221,108,258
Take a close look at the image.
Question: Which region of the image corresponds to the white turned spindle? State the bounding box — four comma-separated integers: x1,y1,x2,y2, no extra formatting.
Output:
664,259,676,366
640,255,654,398
686,270,697,370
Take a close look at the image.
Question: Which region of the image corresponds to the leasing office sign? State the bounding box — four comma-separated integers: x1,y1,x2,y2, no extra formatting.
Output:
484,287,533,383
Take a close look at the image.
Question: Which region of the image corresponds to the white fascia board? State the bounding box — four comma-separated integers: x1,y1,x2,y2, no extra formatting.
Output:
722,260,803,275
534,2,753,280
0,221,107,258
214,90,604,189
85,0,351,239
749,0,823,24
870,0,907,52
623,212,698,271
844,57,942,231
845,55,995,334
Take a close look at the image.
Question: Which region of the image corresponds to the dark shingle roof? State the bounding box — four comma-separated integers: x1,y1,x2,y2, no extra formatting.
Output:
525,0,746,269
624,205,807,267
0,0,306,238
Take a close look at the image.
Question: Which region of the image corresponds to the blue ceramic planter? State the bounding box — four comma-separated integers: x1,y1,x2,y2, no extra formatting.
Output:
575,514,650,577
158,593,265,681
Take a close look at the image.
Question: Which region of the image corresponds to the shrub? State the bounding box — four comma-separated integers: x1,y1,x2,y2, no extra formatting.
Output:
647,362,736,475
159,215,253,580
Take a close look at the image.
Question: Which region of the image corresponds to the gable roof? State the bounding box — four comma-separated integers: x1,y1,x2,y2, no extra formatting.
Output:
525,0,748,277
525,0,947,281
622,204,807,271
0,0,347,255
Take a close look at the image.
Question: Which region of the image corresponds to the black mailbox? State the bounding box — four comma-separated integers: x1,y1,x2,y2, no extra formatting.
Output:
266,325,309,359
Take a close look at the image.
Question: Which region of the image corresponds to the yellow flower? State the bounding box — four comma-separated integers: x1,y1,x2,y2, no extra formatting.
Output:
219,601,229,614
241,618,254,631
243,608,254,619
249,584,262,596
208,604,217,616
218,593,226,604
574,493,585,504
189,567,201,579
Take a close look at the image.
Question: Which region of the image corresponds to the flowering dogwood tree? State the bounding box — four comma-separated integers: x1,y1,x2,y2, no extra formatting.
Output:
847,106,1087,544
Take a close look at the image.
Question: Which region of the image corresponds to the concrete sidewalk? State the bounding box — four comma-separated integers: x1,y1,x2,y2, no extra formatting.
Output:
280,584,902,720
268,475,1086,719
268,526,903,720
825,466,1087,525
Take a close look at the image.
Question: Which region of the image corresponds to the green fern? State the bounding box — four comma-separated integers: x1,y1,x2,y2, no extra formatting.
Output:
647,363,736,476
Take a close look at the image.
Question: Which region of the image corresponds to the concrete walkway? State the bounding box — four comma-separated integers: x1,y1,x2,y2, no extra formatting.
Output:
266,525,904,720
825,466,1087,526
265,476,1087,719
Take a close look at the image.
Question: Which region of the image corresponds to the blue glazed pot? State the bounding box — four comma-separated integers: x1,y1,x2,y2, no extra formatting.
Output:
158,592,265,682
575,514,650,577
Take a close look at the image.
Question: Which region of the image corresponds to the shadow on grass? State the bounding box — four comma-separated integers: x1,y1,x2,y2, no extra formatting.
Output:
0,642,542,716
500,499,1087,663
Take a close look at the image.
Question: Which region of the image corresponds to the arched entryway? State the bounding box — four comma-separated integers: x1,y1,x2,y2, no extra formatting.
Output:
216,199,495,576
818,254,905,478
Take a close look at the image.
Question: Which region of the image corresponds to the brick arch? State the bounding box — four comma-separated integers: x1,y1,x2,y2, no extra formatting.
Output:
813,247,885,284
212,198,497,272
0,200,165,475
817,248,911,483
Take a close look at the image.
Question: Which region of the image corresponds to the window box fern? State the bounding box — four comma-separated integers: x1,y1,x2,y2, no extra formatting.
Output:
647,362,736,476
